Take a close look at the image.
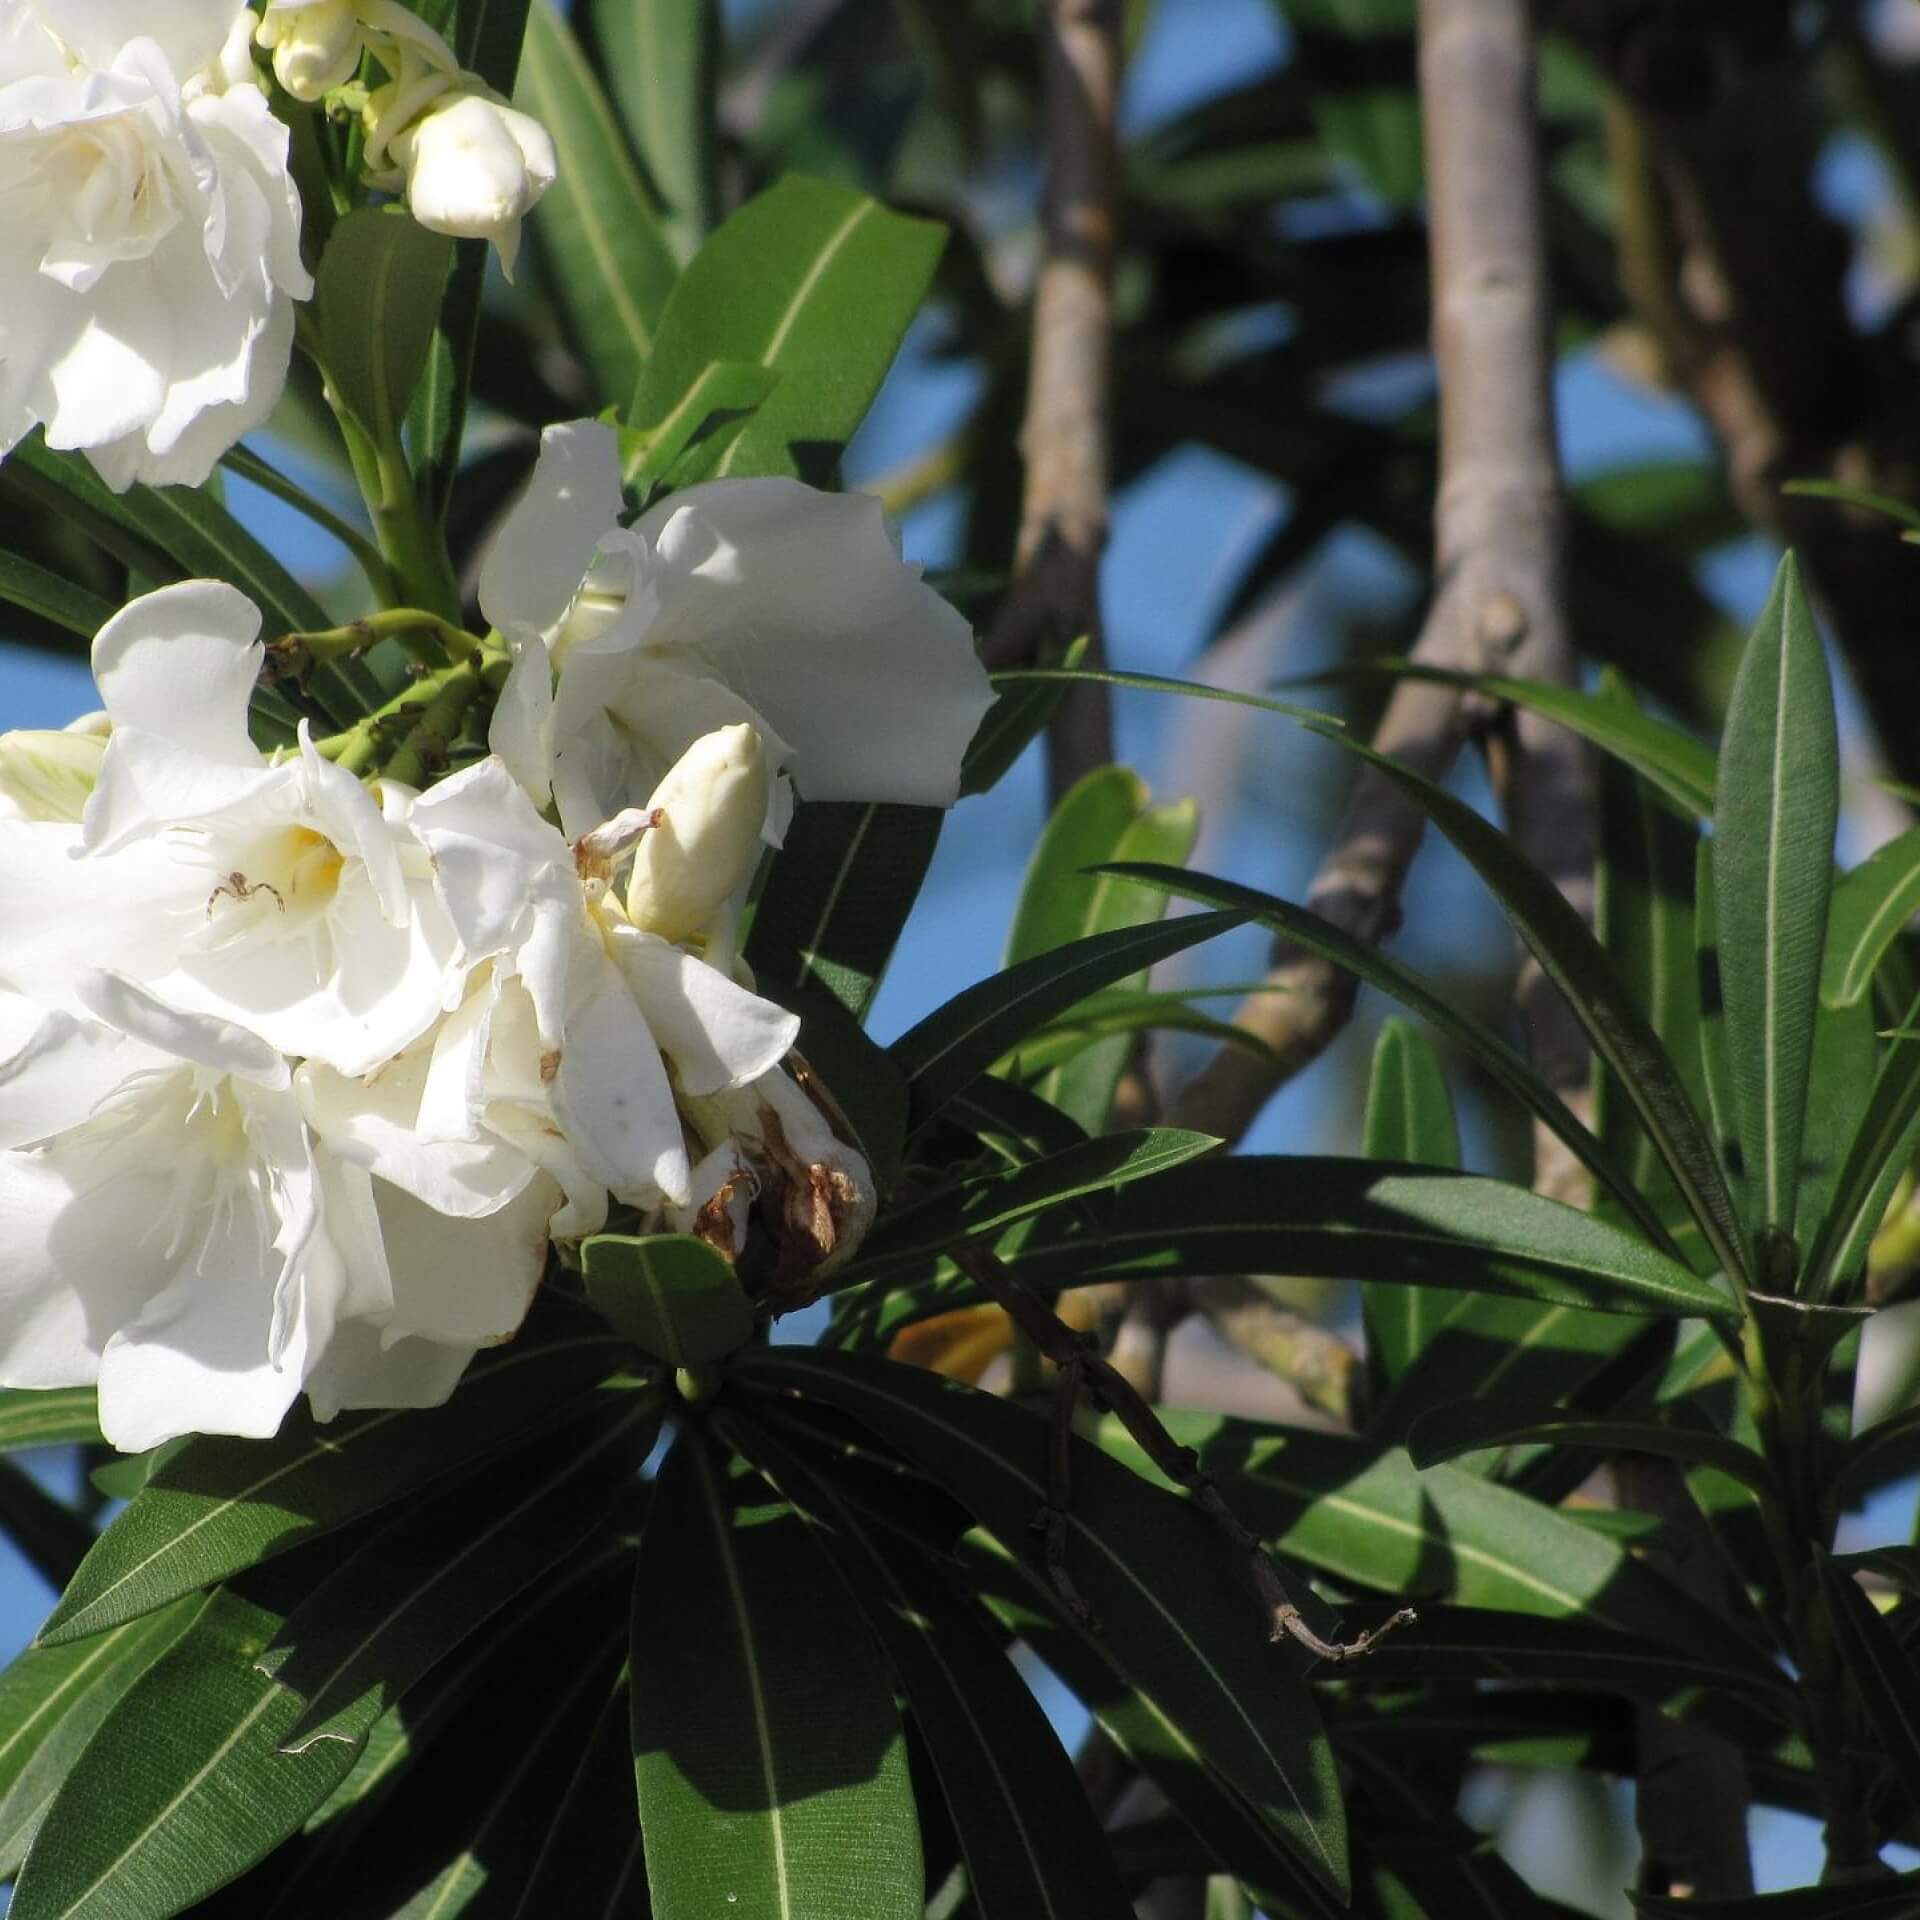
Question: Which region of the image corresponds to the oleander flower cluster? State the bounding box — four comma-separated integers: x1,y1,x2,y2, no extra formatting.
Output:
0,430,993,1449
0,0,554,491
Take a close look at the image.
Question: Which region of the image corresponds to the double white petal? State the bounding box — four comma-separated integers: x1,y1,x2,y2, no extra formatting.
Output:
480,421,995,839
0,2,311,489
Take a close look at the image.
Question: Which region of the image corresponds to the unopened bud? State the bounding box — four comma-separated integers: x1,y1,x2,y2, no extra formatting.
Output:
0,729,108,823
391,92,557,278
624,726,770,944
256,0,363,100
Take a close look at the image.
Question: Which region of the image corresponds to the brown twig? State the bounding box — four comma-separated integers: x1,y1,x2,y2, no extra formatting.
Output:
985,0,1122,800
952,1244,1414,1660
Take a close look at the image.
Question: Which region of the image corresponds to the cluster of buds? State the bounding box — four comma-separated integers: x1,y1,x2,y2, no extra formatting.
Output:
256,0,555,273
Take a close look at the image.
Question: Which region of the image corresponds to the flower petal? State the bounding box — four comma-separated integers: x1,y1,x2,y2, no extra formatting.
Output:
75,970,289,1087
478,420,624,643
632,479,993,808
607,927,798,1097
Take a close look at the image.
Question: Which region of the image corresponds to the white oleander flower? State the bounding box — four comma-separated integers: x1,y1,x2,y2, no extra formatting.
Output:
0,581,503,1076
388,91,554,277
0,972,559,1449
0,726,107,823
409,746,801,1213
479,421,996,841
0,1,312,489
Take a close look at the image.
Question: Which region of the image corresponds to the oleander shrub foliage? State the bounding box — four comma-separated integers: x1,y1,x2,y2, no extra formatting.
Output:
4,4,1920,1918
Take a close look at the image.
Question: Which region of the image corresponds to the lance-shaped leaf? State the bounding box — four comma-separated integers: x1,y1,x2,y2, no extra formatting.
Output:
1284,717,1751,1288
725,1411,1135,1920
311,209,453,449
957,1533,1346,1920
1009,1157,1735,1321
39,1321,629,1645
629,173,945,485
1824,825,1920,1010
1360,1018,1461,1384
0,1391,102,1453
581,1233,755,1369
1103,865,1678,1255
832,1128,1220,1292
1406,1403,1776,1498
739,1349,1351,1898
1712,554,1839,1248
0,552,113,641
961,637,1088,798
507,1670,646,1919
630,1432,922,1919
10,1583,366,1919
1100,1411,1786,1689
620,359,779,497
516,0,678,410
1800,999,1920,1304
1816,1548,1920,1821
1004,765,1200,1132
745,800,943,1021
890,910,1247,1127
269,1396,658,1752
0,1598,198,1881
1300,660,1715,819
588,0,718,263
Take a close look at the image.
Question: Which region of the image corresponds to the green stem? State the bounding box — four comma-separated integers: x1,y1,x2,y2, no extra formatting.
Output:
219,444,399,602
381,658,486,787
312,658,490,778
270,607,488,680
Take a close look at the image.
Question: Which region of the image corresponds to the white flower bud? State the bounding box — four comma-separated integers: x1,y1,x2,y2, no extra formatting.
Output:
624,726,770,945
0,729,108,824
391,92,557,279
256,0,364,101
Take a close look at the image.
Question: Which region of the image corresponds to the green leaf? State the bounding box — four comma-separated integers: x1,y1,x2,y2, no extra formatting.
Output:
630,1433,922,1919
1799,1004,1920,1303
587,0,718,262
1295,717,1750,1289
1301,661,1716,819
269,1397,658,1752
10,1586,364,1920
890,910,1247,1128
740,1349,1351,1897
993,666,1330,732
9,438,332,643
1781,477,1920,533
1360,1018,1461,1383
0,1390,102,1453
0,1599,198,1882
312,209,454,449
620,359,780,498
832,1128,1221,1291
629,174,946,485
1405,1403,1774,1495
581,1233,755,1369
1815,1547,1920,1820
960,637,1088,798
1100,1411,1785,1687
405,240,486,525
745,801,943,1021
1005,767,1200,1131
723,1412,1135,1920
962,1551,1343,1920
1824,825,1920,1009
1712,554,1839,1249
39,1321,628,1645
1103,864,1681,1256
1006,1157,1736,1321
0,551,113,640
516,0,680,409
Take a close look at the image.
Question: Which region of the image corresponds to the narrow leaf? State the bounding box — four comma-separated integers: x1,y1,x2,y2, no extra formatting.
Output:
889,910,1247,1127
312,209,454,447
1824,825,1920,1009
630,1433,922,1919
0,552,113,640
39,1321,628,1644
740,1349,1352,1897
517,0,679,408
0,1391,102,1453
